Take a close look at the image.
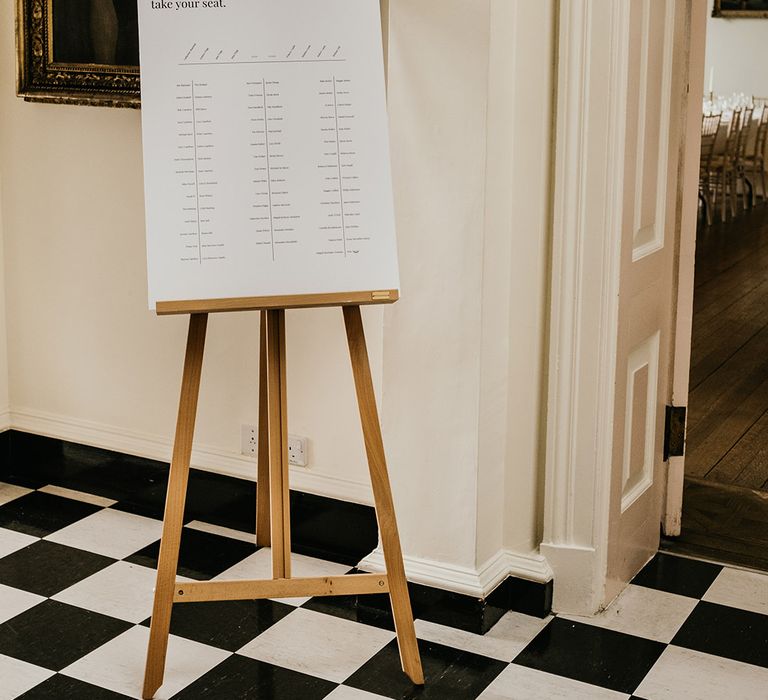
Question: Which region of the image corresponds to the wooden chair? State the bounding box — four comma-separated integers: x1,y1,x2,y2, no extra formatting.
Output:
742,104,768,204
733,107,754,211
711,108,749,222
699,113,722,225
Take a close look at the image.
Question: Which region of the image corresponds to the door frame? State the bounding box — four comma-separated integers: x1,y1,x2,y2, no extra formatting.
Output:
541,0,701,615
664,0,708,536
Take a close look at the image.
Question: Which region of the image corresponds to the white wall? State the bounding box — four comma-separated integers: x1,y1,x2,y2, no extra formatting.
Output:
705,0,768,98
0,42,7,422
0,177,8,424
364,0,555,590
0,0,556,595
0,0,381,504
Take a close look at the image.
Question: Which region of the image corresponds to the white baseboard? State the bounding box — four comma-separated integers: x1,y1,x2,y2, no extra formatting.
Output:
358,546,553,599
7,408,374,505
4,409,556,602
539,541,602,616
0,408,10,432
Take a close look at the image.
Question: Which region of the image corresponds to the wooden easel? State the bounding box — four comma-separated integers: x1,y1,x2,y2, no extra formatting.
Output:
141,293,424,699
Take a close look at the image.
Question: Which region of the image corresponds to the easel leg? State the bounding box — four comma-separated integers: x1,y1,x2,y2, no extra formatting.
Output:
266,309,291,578
343,306,424,685
142,313,208,700
256,311,271,547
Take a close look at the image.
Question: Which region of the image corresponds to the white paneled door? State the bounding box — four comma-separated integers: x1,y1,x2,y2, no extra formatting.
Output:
545,0,701,614
605,0,688,602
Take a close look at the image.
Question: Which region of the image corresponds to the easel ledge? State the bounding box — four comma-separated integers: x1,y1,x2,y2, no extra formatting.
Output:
156,289,399,315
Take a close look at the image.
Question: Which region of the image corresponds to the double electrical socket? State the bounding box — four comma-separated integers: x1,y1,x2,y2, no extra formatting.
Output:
240,424,308,467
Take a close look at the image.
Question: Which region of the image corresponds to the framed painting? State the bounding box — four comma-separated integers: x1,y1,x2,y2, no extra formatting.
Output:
16,0,141,108
713,0,768,17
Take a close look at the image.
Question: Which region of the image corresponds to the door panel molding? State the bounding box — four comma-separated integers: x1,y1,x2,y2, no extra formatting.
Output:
631,0,676,263
621,331,660,513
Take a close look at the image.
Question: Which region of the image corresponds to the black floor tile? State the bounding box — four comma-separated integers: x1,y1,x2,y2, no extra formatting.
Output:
185,470,256,531
113,469,256,527
125,527,257,580
671,600,768,668
56,443,169,505
513,617,666,695
302,593,396,631
110,499,166,521
289,491,378,567
2,432,63,488
170,654,337,699
346,638,506,700
0,600,131,671
0,472,49,489
140,599,295,651
0,491,101,538
341,569,523,635
0,432,7,479
631,552,722,598
0,540,115,597
17,674,133,699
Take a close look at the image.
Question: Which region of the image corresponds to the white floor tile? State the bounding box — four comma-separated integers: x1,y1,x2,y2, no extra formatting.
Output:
0,483,32,507
215,547,351,605
38,484,117,508
702,566,768,616
237,607,395,683
0,583,45,625
0,653,55,700
415,612,551,662
561,584,697,643
53,561,190,624
477,664,630,700
635,645,768,700
44,508,162,559
185,520,256,544
326,686,392,700
0,527,37,559
62,625,229,700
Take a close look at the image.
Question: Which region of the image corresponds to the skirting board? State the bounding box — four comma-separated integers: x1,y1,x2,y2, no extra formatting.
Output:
360,547,553,599
0,429,377,567
359,548,554,634
8,407,374,505
0,428,554,630
539,541,602,616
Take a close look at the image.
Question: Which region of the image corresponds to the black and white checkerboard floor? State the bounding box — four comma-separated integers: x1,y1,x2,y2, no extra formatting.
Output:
0,480,767,699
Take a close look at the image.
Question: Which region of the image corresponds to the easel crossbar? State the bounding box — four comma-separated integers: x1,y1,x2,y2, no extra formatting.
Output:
173,573,389,603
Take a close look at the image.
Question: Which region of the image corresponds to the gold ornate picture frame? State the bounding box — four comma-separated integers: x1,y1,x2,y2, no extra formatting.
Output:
16,0,141,109
713,0,768,18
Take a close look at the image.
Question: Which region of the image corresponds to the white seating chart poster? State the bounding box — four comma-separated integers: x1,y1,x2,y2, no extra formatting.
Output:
138,0,399,307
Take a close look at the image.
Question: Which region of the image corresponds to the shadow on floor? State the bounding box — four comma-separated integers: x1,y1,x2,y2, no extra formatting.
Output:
662,477,768,572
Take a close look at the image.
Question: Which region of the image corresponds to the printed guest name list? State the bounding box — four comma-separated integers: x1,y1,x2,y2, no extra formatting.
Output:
139,0,399,307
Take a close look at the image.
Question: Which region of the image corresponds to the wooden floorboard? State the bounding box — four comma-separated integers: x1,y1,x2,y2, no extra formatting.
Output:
686,204,768,490
668,206,768,571
689,252,768,390
662,478,768,571
693,205,768,288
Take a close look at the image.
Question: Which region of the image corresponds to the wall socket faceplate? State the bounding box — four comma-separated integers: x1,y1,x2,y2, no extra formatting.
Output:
241,424,258,456
287,435,308,467
240,424,308,468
